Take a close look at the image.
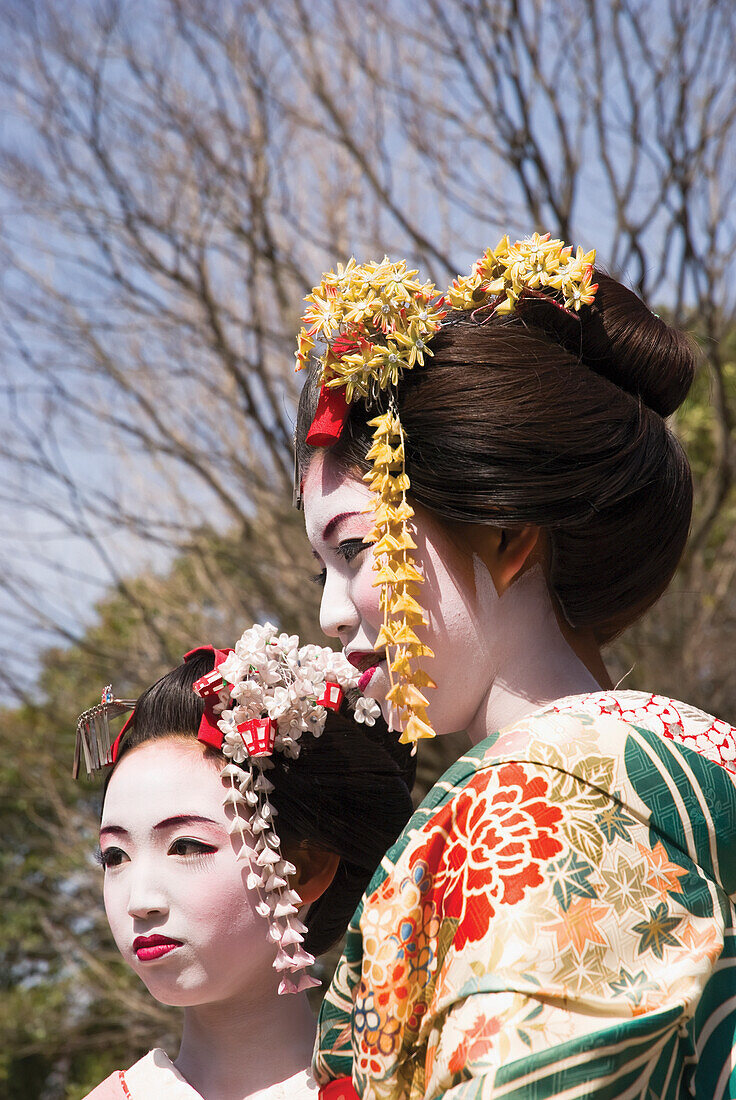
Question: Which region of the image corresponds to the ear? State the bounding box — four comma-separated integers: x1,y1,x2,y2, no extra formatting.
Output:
289,843,340,907
471,524,541,596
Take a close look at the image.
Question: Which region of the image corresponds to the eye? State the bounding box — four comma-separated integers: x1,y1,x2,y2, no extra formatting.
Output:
168,837,217,865
97,846,128,870
337,538,372,564
311,539,372,587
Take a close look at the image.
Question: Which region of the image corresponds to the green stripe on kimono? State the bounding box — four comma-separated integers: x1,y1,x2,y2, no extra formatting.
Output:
313,691,736,1099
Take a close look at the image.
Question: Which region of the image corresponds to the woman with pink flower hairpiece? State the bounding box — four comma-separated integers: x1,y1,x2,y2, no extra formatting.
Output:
294,237,736,1098
73,625,414,1100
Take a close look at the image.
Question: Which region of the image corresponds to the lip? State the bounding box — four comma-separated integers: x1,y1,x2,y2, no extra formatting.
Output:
346,650,384,674
133,934,183,961
358,666,379,692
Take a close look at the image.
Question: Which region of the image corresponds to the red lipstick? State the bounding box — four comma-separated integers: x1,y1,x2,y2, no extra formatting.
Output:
358,666,378,692
347,650,383,673
346,650,385,691
133,934,182,961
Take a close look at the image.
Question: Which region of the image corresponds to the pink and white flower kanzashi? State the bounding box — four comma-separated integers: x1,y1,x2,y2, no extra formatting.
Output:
210,623,381,994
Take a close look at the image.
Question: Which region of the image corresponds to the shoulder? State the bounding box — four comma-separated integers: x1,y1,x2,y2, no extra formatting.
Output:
399,691,736,881
357,692,736,930
412,691,736,895
81,1071,128,1099
545,689,736,773
462,690,736,790
80,1050,186,1100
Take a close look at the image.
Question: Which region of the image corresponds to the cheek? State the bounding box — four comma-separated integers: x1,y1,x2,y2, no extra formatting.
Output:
103,874,129,948
419,537,483,645
183,864,269,990
182,859,259,943
414,540,500,724
352,555,382,623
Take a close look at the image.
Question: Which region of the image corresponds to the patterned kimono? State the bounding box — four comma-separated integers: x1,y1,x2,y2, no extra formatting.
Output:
313,691,736,1099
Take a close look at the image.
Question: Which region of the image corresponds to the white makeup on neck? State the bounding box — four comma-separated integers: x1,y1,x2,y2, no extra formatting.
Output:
303,452,601,745
466,560,600,742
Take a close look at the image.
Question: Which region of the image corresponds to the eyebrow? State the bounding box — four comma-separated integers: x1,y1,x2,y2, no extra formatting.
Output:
100,814,219,839
322,510,363,540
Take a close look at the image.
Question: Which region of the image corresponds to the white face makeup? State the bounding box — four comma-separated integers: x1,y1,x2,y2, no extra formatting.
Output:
303,452,504,738
303,452,602,742
100,738,271,1008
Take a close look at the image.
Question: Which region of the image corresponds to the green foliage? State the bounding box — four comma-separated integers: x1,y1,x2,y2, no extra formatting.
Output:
677,355,736,547
1,501,324,1098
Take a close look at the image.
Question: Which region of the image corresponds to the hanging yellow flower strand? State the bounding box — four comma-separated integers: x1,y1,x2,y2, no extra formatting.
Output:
364,410,436,743
296,257,446,743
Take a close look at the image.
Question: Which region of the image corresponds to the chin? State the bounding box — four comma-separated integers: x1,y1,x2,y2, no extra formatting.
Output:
361,669,386,705
140,980,210,1008
134,963,207,1007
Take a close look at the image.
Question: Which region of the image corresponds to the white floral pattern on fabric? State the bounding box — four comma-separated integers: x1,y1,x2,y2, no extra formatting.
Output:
550,689,736,773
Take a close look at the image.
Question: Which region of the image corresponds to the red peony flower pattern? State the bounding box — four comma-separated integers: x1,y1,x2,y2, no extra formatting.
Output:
410,761,564,949
316,692,736,1097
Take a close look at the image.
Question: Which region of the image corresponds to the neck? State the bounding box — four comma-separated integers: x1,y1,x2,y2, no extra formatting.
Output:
175,981,315,1100
466,565,606,745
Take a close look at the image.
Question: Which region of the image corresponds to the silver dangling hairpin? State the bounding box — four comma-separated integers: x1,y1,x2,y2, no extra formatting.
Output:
73,686,136,779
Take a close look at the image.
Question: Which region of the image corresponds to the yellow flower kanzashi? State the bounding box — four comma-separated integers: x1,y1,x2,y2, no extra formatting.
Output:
297,258,446,743
296,257,447,402
448,232,598,316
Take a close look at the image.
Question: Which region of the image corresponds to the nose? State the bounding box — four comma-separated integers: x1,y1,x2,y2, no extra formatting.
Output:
319,566,360,640
126,861,169,921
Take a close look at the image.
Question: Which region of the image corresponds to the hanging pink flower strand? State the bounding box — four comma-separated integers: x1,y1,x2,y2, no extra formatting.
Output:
194,623,381,994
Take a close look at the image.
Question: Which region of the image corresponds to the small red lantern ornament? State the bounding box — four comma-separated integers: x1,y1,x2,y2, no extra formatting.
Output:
237,717,277,757
318,682,344,711
192,669,225,698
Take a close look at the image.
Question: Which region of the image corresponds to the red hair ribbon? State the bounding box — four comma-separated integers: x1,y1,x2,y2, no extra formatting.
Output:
184,645,233,749
306,384,350,446
110,646,233,763
183,644,232,664
319,1080,360,1100
109,712,135,765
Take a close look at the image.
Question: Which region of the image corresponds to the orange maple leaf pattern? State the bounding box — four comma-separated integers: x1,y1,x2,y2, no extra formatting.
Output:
550,897,611,954
680,919,723,965
638,841,689,900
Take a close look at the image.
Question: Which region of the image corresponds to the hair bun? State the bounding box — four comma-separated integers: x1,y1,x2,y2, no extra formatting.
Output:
579,273,695,417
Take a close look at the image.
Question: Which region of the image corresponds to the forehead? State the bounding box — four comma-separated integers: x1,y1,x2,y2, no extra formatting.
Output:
302,452,373,546
101,739,226,829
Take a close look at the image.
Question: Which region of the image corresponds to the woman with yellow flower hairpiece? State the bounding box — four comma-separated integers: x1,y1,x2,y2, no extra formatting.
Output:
295,235,736,1099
